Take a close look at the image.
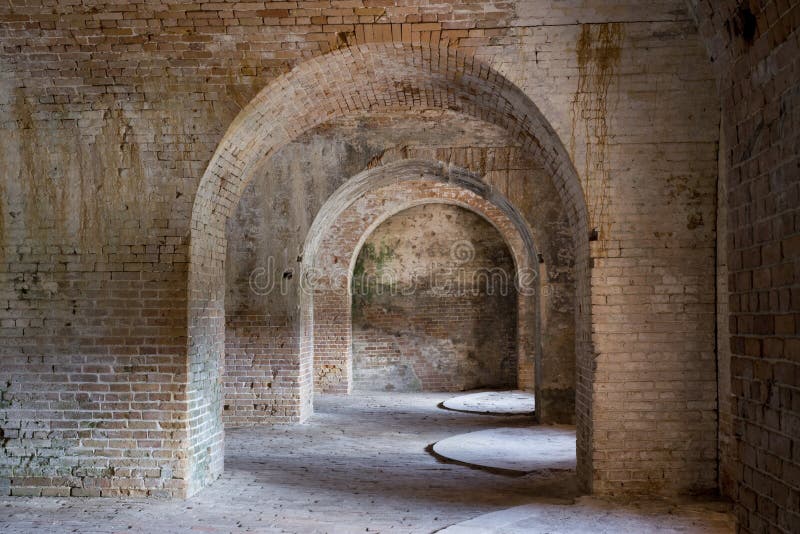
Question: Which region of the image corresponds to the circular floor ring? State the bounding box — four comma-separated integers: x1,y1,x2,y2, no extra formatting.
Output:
440,390,535,415
431,427,576,474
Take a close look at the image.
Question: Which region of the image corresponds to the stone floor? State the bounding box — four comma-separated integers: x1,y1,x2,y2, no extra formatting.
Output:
0,392,733,533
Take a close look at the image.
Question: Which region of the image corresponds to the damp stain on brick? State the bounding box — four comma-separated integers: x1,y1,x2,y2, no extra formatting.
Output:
569,23,624,244
0,380,11,410
15,89,57,241
726,4,758,46
333,30,356,50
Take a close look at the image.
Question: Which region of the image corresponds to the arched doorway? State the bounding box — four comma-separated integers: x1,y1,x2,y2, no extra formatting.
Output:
189,43,590,496
300,161,544,405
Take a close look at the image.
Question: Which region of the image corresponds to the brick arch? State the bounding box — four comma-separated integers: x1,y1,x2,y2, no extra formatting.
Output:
187,42,591,496
302,160,541,407
190,43,588,259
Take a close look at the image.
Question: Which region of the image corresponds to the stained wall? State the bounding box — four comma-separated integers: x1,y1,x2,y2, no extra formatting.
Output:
0,0,727,502
351,204,518,392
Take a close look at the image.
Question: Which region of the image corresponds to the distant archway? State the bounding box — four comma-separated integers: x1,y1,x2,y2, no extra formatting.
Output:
189,43,590,496
302,160,540,403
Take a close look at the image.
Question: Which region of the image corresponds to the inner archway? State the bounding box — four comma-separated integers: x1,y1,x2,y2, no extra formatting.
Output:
302,160,544,406
351,203,518,393
297,161,574,489
190,43,590,496
220,121,578,430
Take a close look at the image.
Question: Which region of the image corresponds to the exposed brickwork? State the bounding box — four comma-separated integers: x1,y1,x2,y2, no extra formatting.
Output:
0,256,190,497
352,204,517,392
691,1,800,531
303,162,540,402
221,118,575,425
574,18,720,495
222,316,308,426
0,0,740,505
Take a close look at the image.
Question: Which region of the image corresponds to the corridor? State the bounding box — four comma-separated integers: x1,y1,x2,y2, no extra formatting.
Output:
0,393,733,533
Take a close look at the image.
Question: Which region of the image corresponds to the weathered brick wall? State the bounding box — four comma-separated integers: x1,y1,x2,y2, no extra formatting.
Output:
223,316,308,426
303,163,545,405
1,0,725,500
0,116,193,495
223,119,574,418
692,1,800,531
351,204,518,392
556,18,720,495
717,117,735,499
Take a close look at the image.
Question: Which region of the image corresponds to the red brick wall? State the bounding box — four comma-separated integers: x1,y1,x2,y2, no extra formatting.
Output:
223,316,309,426
353,294,517,391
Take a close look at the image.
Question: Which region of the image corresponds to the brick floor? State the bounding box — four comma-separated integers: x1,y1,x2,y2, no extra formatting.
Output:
0,392,732,533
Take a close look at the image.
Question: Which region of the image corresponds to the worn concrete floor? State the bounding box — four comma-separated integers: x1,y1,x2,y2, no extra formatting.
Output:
440,390,535,415
432,426,577,473
0,392,733,533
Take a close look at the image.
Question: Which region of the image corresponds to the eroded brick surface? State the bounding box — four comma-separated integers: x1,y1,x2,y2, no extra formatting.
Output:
692,1,800,531
1,3,787,525
351,204,518,393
